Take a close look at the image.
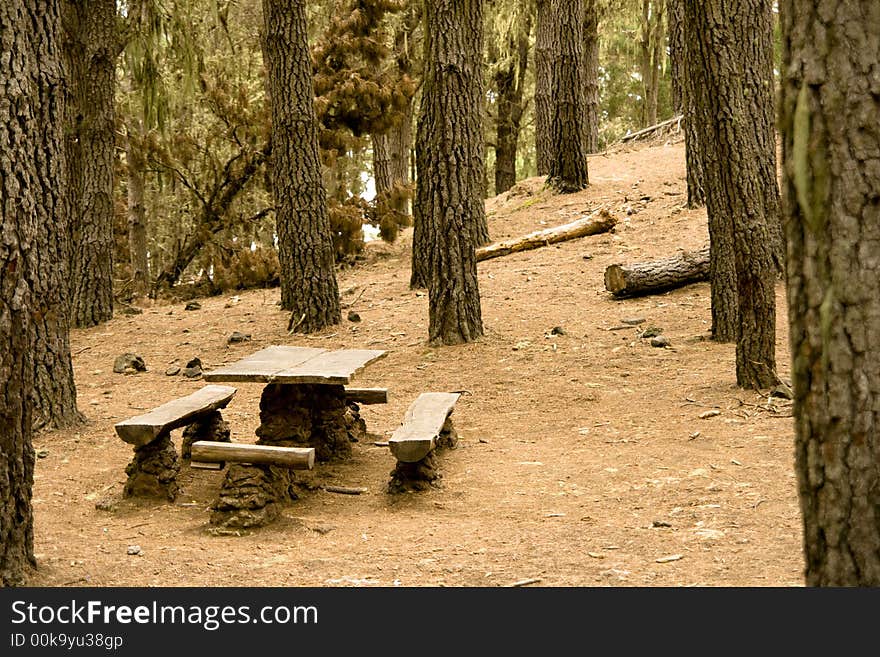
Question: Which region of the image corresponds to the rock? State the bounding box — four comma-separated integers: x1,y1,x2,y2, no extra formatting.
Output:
650,335,670,348
165,365,181,376
227,331,251,344
113,353,146,374
185,301,201,311
621,317,646,325
347,311,361,323
127,545,142,556
36,449,49,459
550,326,566,336
513,341,531,351
639,326,663,338
182,358,203,379
770,382,793,400
699,409,721,419
95,499,116,512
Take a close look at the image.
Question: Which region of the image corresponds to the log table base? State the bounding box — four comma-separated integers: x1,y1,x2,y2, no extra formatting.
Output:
124,433,180,501
210,383,366,528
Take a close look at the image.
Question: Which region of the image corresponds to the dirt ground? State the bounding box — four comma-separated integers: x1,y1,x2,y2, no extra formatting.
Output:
28,133,805,587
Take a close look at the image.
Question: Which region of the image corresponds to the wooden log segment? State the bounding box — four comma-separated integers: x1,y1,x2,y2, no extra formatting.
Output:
389,392,460,463
115,385,237,447
604,244,710,298
343,387,388,404
190,441,315,470
475,208,616,262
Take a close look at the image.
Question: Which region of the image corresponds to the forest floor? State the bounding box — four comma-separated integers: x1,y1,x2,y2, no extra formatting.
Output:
29,132,805,588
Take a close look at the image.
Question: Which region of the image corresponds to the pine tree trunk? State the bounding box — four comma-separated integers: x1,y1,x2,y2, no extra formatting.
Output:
0,0,69,585
126,125,149,297
534,0,553,176
780,0,880,586
63,0,117,328
413,0,484,344
639,0,665,128
262,0,340,333
493,11,530,195
583,0,600,154
547,0,589,193
686,0,780,388
372,98,412,215
669,0,706,207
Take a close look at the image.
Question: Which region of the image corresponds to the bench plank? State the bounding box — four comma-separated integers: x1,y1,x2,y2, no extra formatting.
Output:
343,387,388,404
203,346,327,383
389,392,460,463
273,349,387,384
115,385,237,447
190,441,315,470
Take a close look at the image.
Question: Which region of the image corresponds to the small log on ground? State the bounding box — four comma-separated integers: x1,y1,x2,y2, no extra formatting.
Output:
604,244,710,298
191,441,315,469
476,208,616,262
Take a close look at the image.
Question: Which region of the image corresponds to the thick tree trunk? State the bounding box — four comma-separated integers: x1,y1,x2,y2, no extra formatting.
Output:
126,125,149,297
780,0,880,586
604,244,709,298
0,0,68,585
583,0,599,154
547,0,589,193
63,0,117,327
669,0,706,208
686,0,780,389
533,0,553,176
413,0,484,344
262,0,340,333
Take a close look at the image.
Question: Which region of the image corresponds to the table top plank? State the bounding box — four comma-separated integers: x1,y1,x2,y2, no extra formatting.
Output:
203,346,327,383
273,349,388,384
203,346,386,384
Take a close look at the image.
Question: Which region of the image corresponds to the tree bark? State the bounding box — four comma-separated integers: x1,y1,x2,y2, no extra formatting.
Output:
492,7,531,195
547,0,589,193
412,0,484,345
604,244,709,298
63,0,117,328
126,124,149,297
668,0,705,207
686,0,780,389
262,0,340,333
533,0,553,176
638,1,665,129
372,99,412,215
583,0,600,154
0,0,69,586
780,0,880,586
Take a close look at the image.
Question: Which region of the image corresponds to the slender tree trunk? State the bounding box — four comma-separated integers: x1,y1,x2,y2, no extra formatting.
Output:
583,0,599,153
63,0,117,327
686,0,780,389
669,0,706,207
412,0,484,345
534,0,553,176
548,0,589,193
780,0,880,586
0,0,69,585
493,10,531,194
126,124,149,296
372,98,413,215
262,0,340,332
639,0,665,128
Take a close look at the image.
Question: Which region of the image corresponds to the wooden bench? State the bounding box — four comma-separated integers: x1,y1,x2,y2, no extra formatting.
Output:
190,441,315,470
115,384,237,447
389,392,460,463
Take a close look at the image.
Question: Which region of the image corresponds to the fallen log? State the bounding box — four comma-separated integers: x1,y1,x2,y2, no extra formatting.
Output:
190,441,315,470
476,208,616,262
604,244,710,298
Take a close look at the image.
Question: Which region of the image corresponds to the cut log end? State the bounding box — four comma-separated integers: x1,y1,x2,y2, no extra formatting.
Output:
603,264,627,295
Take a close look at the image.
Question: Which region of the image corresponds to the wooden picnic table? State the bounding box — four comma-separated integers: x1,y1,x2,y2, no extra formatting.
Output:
203,345,386,529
